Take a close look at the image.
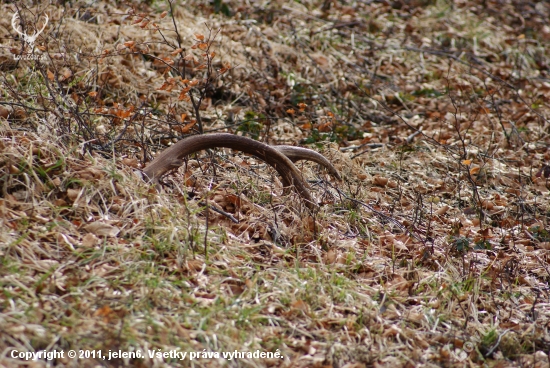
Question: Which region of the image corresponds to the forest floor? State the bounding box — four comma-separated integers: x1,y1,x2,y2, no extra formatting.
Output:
1,0,549,367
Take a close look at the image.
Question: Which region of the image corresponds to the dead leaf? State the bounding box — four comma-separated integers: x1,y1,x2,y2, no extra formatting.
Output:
81,233,98,247
325,249,337,264
373,176,389,187
291,299,309,313
436,205,450,216
122,158,139,168
67,188,81,201
84,222,120,237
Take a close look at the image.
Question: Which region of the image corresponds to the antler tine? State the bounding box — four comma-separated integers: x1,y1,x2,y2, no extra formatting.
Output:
11,13,24,37
275,145,341,180
35,14,48,35
143,133,319,209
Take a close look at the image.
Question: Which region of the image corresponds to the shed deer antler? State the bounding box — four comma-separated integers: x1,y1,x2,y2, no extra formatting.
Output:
11,12,49,48
142,133,340,209
274,145,341,180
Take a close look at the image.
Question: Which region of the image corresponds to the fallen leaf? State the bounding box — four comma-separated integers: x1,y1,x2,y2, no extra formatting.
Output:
84,222,120,237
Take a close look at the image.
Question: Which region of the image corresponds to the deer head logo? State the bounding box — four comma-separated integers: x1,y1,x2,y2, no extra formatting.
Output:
11,11,49,49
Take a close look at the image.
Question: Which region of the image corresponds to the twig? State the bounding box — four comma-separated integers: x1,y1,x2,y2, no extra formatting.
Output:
199,201,239,224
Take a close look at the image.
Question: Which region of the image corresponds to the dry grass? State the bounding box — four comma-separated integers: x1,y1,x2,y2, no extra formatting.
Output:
1,0,550,367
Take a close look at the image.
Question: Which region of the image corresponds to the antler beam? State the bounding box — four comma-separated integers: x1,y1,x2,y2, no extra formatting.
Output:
142,133,340,209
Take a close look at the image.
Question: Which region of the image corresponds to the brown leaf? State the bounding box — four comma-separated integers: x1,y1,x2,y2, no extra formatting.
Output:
67,188,80,201
81,233,98,247
122,158,139,168
94,305,113,317
469,166,480,175
178,120,196,134
435,205,450,216
291,299,309,313
373,176,389,187
84,222,120,237
0,106,9,119
325,249,337,264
